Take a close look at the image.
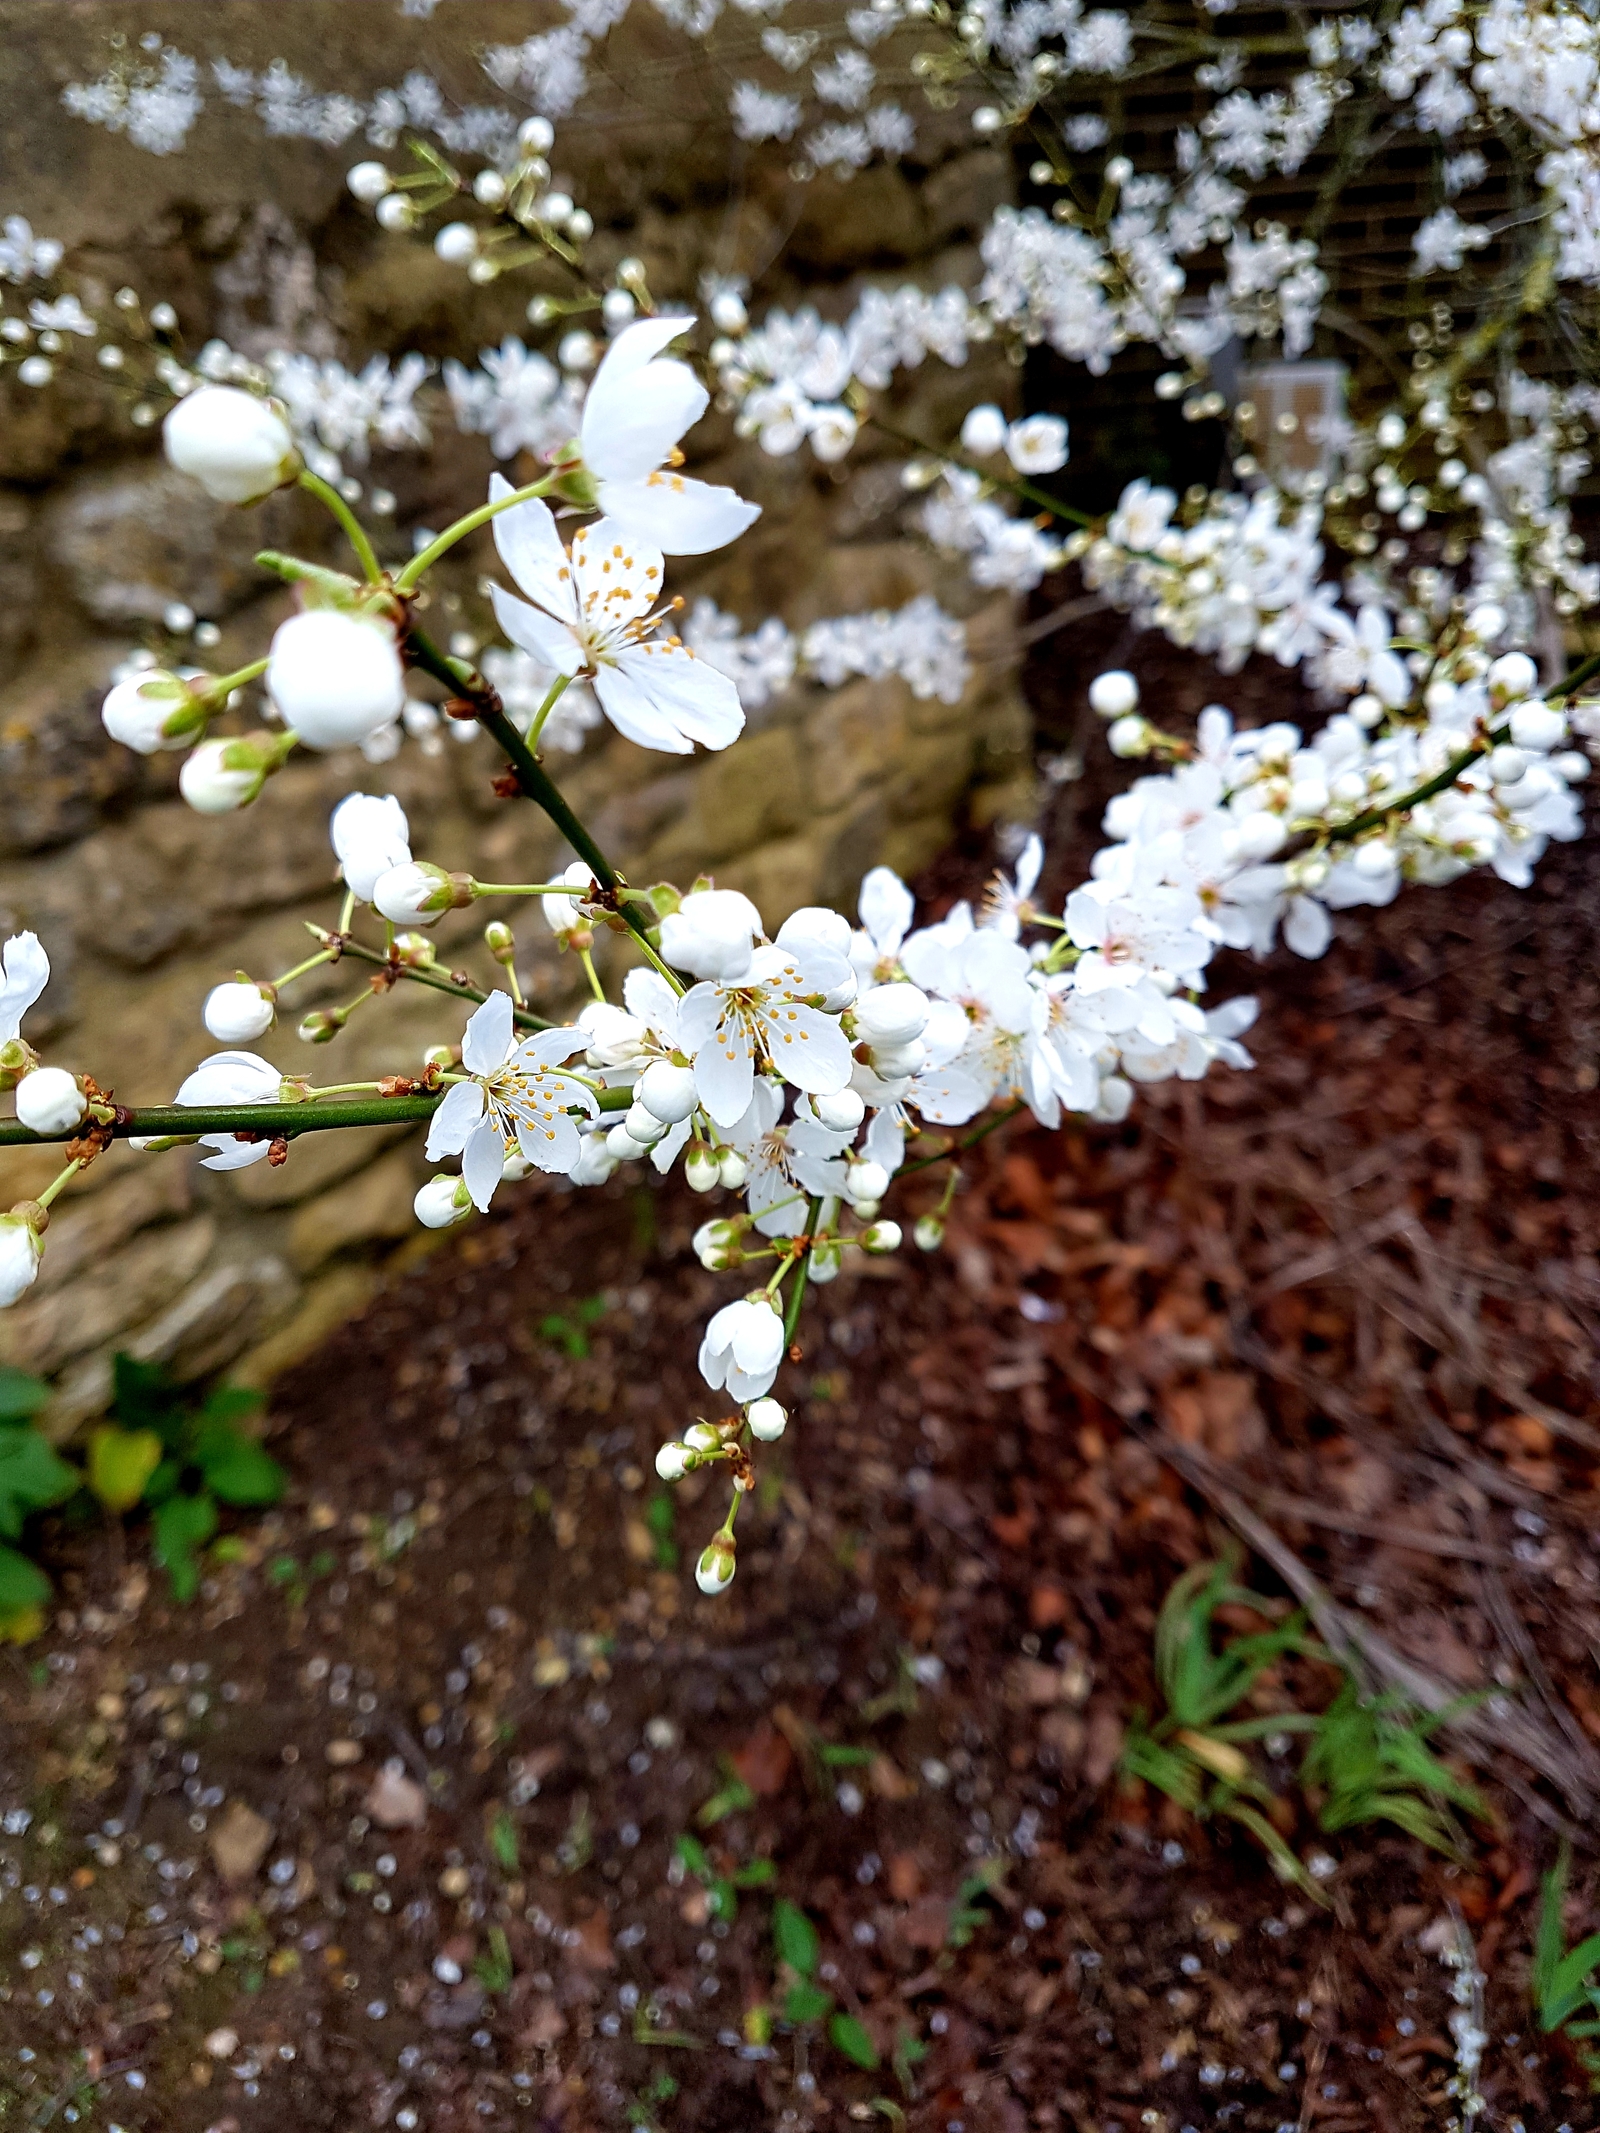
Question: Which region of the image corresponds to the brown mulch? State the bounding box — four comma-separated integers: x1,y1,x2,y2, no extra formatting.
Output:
3,616,1600,2130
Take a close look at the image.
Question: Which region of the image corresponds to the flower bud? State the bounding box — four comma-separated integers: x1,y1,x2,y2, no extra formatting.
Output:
518,115,555,152
204,980,276,1044
179,732,285,814
638,1059,698,1124
1088,670,1139,718
606,1121,652,1161
807,1239,842,1283
1488,744,1528,785
502,1151,536,1183
813,1087,865,1131
415,1175,472,1229
624,1102,668,1146
710,290,748,334
433,221,478,264
0,1210,42,1307
853,982,928,1049
297,1008,345,1044
15,1066,86,1137
717,1148,747,1190
695,1532,737,1596
746,1397,787,1442
102,669,207,754
684,1421,723,1453
914,1214,945,1251
473,170,508,207
1487,651,1538,705
860,1219,902,1253
693,1218,742,1269
685,1143,719,1193
1107,714,1153,758
373,862,470,926
959,403,1007,456
268,609,406,751
164,385,300,505
484,920,516,964
846,1158,889,1205
1508,700,1565,753
567,1131,618,1187
375,194,415,232
346,160,391,203
655,1441,691,1482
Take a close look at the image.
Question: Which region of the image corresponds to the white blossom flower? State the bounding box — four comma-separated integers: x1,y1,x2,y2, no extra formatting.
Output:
1005,414,1069,474
424,992,596,1208
677,939,855,1128
698,1293,785,1400
659,889,765,982
330,793,412,903
268,610,406,751
723,1080,852,1234
164,385,300,504
174,1050,286,1171
576,316,760,556
488,486,744,756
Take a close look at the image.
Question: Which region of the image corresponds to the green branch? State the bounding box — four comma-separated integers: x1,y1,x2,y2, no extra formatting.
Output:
321,931,553,1031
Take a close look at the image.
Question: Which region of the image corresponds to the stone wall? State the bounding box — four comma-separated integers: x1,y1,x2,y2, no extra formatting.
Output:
0,3,1031,1435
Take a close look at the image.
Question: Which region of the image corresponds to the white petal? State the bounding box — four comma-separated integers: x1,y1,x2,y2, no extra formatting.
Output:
425,1079,485,1159
461,991,515,1076
622,966,680,1040
592,666,693,754
516,1107,582,1174
908,1065,989,1124
760,1000,853,1096
198,1133,275,1172
490,477,578,619
489,583,584,676
583,322,705,482
612,641,744,750
691,1018,755,1128
462,1120,505,1211
0,931,49,1045
858,868,913,954
597,473,761,557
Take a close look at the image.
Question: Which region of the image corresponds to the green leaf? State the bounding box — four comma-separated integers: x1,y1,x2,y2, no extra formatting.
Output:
0,1366,49,1423
820,1744,875,1767
489,1810,520,1874
190,1420,284,1506
86,1426,162,1515
111,1353,184,1441
708,1877,737,1924
0,1541,51,1615
892,2026,929,2099
673,1832,712,1881
783,1980,833,2025
151,1492,218,1603
695,1770,756,1828
733,1858,777,1889
773,1897,820,1978
828,2013,880,2069
196,1383,267,1432
0,1425,80,1539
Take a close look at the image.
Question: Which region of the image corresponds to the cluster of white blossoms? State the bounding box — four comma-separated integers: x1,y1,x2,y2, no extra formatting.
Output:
10,0,1600,1599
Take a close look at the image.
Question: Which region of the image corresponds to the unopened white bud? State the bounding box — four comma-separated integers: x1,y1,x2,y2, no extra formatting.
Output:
685,1143,719,1193
269,609,406,751
860,1219,902,1253
846,1159,889,1205
1508,700,1565,753
959,403,1008,456
0,1211,42,1307
1107,714,1151,758
102,669,203,754
606,1122,653,1161
1232,813,1286,861
375,194,415,232
566,208,594,242
472,169,508,207
624,1102,668,1146
853,983,928,1049
1348,692,1384,730
716,1148,747,1190
746,1397,787,1441
415,1175,472,1229
807,1240,842,1283
913,1214,944,1251
655,1441,691,1481
812,1087,865,1131
1465,602,1505,643
15,1067,86,1137
602,289,636,328
559,329,598,371
1487,651,1538,705
163,386,299,506
695,1533,737,1596
1088,670,1139,718
347,161,391,203
434,221,478,265
179,733,278,814
709,291,748,335
638,1059,698,1124
518,115,555,152
204,981,275,1044
1488,744,1528,785
373,862,463,927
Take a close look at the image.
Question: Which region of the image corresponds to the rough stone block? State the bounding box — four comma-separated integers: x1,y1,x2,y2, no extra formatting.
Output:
288,1144,423,1273
0,1213,216,1375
